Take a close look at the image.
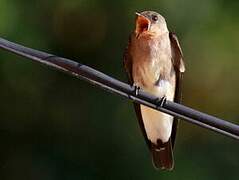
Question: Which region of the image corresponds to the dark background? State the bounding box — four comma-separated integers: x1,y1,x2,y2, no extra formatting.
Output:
0,0,239,179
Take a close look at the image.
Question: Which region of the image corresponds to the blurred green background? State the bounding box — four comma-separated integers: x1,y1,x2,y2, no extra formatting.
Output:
0,0,239,179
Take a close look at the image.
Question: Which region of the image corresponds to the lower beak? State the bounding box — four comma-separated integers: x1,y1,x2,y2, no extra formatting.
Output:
135,12,151,38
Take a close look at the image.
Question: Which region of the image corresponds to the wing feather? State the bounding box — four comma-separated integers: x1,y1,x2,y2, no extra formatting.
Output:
169,32,185,148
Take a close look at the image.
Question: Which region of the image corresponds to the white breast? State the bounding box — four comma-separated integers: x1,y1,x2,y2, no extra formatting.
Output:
140,80,175,143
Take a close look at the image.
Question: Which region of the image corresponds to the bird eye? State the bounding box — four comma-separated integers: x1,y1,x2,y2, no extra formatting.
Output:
152,15,158,21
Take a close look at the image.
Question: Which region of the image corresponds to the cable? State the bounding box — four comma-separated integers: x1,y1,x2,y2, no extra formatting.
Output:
0,37,239,140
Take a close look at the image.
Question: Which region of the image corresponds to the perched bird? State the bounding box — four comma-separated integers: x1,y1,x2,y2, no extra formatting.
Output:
124,11,185,170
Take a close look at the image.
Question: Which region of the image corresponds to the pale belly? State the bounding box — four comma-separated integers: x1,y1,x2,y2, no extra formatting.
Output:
140,81,175,143
133,62,175,144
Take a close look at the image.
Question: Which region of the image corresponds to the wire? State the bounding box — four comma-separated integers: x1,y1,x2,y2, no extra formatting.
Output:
0,37,239,141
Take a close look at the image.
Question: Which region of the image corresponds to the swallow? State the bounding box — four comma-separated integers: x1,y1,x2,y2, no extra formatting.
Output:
124,11,185,170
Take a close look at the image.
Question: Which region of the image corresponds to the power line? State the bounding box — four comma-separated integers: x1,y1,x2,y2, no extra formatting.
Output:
0,37,239,141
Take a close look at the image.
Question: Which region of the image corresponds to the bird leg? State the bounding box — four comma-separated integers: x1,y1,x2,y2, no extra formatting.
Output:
133,84,140,96
156,96,167,107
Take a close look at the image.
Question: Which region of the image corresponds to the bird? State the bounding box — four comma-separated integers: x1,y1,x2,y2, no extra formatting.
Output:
123,11,185,170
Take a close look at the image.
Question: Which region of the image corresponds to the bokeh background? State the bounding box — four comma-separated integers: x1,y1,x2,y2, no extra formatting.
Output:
0,0,239,179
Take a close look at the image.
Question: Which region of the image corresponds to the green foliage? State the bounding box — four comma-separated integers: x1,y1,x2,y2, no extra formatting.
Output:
0,0,238,179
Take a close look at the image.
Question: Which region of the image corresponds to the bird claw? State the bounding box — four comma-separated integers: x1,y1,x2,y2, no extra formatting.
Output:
133,84,140,96
156,96,167,107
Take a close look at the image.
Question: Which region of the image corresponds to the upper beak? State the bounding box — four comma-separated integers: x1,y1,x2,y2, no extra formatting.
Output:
135,12,151,37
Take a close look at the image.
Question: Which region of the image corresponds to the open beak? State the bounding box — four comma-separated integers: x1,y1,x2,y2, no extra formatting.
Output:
135,12,151,38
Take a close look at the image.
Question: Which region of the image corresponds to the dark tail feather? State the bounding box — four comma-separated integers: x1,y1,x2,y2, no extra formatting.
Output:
151,140,174,170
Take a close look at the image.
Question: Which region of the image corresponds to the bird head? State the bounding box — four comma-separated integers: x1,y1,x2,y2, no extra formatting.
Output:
135,11,168,38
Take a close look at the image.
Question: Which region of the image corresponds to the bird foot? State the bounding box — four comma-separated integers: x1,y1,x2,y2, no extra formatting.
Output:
132,84,140,96
156,96,167,107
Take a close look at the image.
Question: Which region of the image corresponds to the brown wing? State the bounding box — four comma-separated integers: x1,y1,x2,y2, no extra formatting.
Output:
123,36,133,84
169,32,185,148
123,35,151,149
